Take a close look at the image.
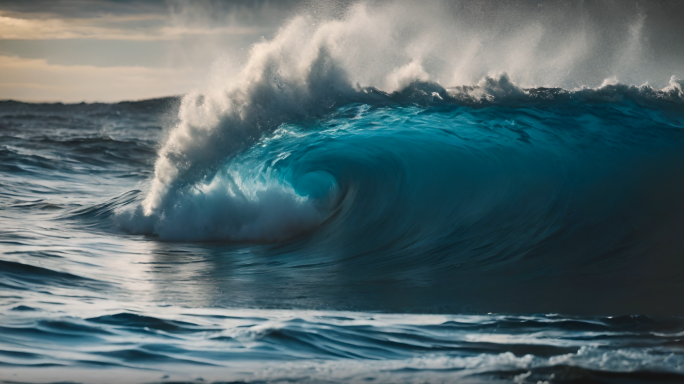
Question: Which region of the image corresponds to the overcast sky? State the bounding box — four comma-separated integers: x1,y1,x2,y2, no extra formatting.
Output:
1,0,682,102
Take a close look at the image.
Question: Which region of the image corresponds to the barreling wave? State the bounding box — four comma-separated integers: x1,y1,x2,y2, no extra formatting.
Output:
116,3,684,244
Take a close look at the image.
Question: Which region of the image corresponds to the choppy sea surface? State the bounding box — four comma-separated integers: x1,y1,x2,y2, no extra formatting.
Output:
3,78,684,383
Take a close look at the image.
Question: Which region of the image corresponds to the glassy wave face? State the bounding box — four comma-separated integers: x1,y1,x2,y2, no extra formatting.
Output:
4,3,684,383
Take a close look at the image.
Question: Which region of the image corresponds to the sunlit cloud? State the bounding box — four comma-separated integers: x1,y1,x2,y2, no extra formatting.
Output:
0,11,270,40
0,55,202,102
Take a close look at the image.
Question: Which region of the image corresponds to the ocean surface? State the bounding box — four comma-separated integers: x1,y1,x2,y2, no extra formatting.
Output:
2,74,684,383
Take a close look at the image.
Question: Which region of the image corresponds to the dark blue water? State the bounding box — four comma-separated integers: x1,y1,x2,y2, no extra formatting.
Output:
3,78,684,383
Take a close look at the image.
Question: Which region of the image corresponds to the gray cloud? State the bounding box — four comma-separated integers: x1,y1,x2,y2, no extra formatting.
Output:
0,0,167,18
0,0,303,19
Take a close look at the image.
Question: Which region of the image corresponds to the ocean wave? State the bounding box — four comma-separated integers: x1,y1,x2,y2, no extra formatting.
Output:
117,3,684,245
117,79,684,244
